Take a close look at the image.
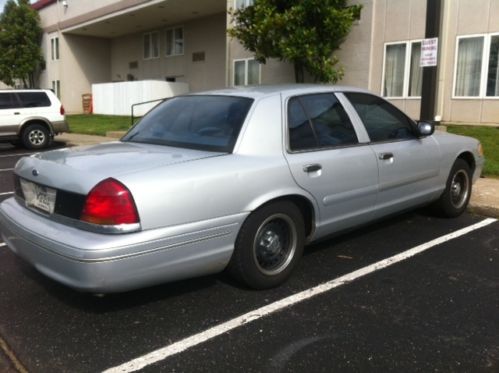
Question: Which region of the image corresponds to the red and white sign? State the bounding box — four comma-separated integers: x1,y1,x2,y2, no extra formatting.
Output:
420,38,438,67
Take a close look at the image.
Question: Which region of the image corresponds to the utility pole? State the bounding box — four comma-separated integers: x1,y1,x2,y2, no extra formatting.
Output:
420,0,442,123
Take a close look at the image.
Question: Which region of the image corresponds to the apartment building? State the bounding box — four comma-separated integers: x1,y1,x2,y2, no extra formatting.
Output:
33,0,499,124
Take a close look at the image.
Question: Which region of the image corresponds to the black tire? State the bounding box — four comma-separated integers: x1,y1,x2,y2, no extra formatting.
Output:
22,124,50,149
228,201,305,289
433,158,472,218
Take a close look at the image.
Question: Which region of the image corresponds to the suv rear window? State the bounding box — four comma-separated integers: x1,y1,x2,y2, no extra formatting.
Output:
17,92,51,108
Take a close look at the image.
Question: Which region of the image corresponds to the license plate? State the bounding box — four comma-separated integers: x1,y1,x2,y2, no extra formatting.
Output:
20,179,57,214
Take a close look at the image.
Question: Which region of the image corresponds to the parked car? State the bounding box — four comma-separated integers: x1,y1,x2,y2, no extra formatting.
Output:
0,85,484,293
0,89,68,149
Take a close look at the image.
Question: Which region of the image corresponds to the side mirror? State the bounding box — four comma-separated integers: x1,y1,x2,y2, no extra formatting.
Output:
416,121,435,137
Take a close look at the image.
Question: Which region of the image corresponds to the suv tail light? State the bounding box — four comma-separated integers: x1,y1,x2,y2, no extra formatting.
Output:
60,105,65,115
81,178,139,226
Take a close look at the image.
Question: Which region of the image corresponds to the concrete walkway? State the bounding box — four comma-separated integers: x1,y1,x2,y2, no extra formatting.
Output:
54,133,499,219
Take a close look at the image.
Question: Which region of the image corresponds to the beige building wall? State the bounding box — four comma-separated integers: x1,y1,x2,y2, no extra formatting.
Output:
367,0,426,119
34,0,499,123
335,0,373,89
439,0,499,124
111,13,226,93
61,35,111,111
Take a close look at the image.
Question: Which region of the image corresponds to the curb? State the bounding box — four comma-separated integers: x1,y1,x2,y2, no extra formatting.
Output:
468,205,499,219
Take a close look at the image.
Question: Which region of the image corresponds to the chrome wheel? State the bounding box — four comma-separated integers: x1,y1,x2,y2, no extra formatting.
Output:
253,213,297,276
28,129,46,146
22,124,50,149
450,169,470,209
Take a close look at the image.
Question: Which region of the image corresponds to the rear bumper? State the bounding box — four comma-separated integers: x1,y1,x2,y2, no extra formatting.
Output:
51,120,69,134
0,198,246,293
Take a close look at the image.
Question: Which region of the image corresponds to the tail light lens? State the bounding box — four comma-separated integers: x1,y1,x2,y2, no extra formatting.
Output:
81,178,139,226
60,105,65,115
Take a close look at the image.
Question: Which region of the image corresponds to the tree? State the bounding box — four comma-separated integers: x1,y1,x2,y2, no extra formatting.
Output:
0,0,44,88
228,0,362,83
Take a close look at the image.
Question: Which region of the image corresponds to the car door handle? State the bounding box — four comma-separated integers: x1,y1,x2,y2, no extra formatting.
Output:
14,112,20,115
303,164,322,173
378,153,394,160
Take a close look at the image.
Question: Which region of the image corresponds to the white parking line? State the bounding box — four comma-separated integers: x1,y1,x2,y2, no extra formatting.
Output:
0,168,14,172
0,152,32,158
0,243,6,248
103,218,497,373
0,192,14,196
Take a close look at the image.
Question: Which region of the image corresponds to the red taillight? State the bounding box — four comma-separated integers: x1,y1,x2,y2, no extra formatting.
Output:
60,105,65,115
80,178,139,226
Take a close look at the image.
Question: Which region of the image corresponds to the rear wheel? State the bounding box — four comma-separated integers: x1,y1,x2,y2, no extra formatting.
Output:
228,201,305,289
433,158,472,217
22,124,50,149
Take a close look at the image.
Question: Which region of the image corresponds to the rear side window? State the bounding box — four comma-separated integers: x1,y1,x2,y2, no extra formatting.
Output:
345,93,416,142
0,93,20,109
288,93,358,151
17,92,51,108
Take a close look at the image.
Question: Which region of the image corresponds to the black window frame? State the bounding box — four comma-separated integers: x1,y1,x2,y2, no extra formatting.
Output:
286,92,360,153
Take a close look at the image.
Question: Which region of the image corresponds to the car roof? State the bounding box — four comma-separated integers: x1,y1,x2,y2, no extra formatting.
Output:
195,84,373,99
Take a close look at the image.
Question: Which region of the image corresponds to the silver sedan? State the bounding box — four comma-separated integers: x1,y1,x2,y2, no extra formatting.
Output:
0,85,484,292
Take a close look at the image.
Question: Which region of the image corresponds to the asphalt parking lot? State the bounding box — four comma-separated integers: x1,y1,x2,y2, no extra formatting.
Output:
0,143,498,372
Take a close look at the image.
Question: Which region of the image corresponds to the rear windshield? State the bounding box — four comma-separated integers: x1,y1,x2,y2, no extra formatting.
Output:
122,95,253,152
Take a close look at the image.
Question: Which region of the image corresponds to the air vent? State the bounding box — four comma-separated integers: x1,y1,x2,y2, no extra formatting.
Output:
192,52,205,62
129,61,138,69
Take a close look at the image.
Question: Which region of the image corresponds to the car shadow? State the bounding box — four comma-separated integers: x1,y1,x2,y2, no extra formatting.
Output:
14,256,219,313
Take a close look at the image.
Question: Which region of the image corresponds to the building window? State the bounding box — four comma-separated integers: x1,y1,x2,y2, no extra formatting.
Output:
52,80,60,99
51,37,59,60
235,0,254,10
487,35,499,97
382,41,422,98
233,58,260,86
166,27,184,56
455,33,499,98
143,32,159,59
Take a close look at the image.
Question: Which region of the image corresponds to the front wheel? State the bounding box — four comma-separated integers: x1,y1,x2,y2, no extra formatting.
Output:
228,201,305,289
433,158,472,218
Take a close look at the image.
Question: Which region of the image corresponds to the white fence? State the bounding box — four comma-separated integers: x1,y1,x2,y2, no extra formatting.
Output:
92,80,189,116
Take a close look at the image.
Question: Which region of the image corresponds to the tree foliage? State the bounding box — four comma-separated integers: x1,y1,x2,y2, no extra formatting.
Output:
0,0,44,88
228,0,362,83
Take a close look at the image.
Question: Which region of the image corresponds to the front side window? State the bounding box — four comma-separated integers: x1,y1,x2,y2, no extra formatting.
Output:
166,27,184,56
144,32,159,59
288,93,358,151
233,58,260,86
0,93,19,109
383,41,422,98
122,95,253,152
345,93,416,143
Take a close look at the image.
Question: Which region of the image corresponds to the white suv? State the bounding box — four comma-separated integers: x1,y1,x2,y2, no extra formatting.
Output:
0,89,68,149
